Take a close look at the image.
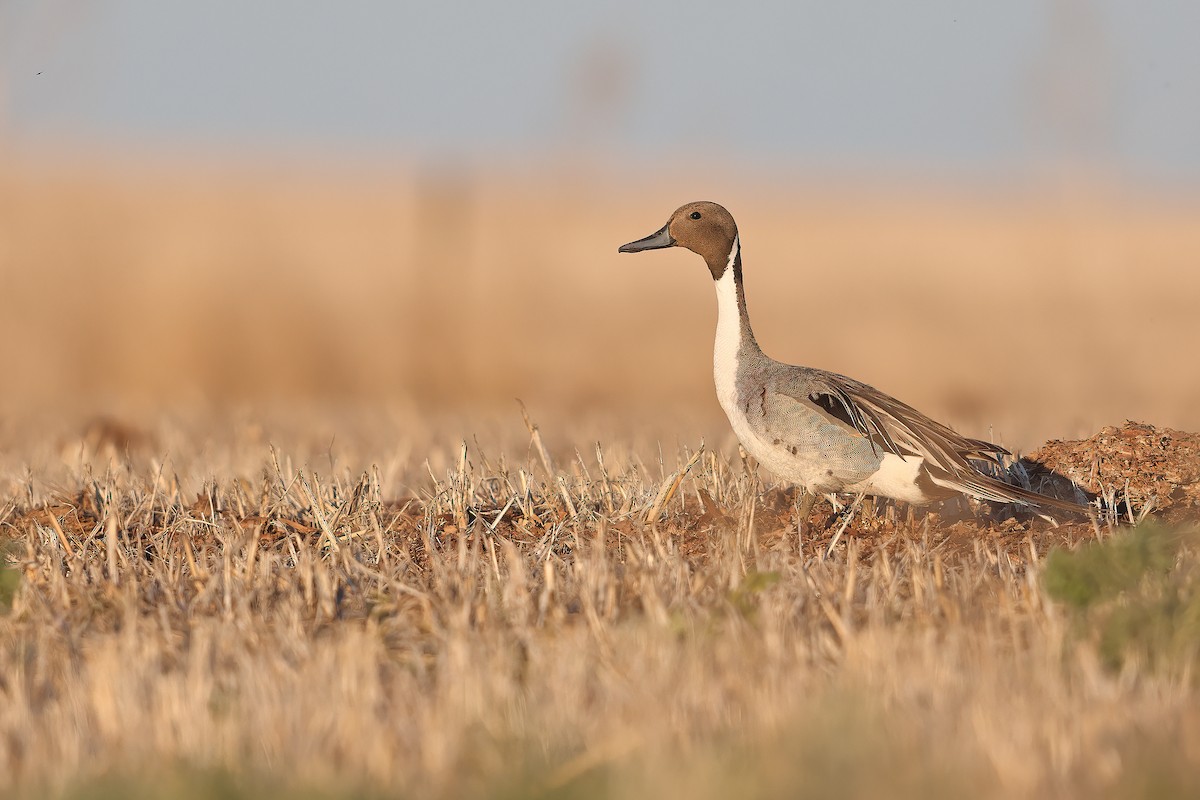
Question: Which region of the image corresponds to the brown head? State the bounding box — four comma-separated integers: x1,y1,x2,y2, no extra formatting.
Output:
618,201,739,280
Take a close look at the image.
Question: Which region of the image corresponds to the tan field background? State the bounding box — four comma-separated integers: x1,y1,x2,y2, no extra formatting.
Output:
3,154,1200,800
2,155,1198,452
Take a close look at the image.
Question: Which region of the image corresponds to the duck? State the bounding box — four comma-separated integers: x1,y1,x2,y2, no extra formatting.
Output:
619,201,1088,520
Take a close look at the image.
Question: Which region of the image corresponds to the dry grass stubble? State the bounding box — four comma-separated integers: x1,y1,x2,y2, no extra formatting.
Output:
2,409,1199,799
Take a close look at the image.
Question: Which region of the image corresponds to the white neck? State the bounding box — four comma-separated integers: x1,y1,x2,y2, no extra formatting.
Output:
713,236,742,411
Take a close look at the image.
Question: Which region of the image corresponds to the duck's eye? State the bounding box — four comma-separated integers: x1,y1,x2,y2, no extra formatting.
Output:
690,211,702,220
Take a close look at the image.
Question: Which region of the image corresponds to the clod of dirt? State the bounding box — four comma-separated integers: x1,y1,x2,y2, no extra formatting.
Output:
1028,422,1200,518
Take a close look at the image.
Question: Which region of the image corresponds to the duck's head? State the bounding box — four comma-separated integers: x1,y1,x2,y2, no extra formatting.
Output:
619,201,739,280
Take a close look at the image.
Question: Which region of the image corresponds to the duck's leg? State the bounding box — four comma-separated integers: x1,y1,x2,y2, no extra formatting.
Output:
795,488,817,527
791,488,818,553
796,489,816,525
787,488,811,556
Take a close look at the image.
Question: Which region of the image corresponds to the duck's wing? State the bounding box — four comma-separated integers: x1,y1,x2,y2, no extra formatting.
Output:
777,368,1088,514
789,369,1007,465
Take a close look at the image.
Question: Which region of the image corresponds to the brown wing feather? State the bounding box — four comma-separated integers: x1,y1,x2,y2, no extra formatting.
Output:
804,372,1007,470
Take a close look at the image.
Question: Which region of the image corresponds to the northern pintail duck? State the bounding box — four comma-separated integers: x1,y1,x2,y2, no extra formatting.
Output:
619,201,1086,518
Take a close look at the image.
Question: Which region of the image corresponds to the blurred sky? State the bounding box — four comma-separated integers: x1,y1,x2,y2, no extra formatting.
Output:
2,0,1199,183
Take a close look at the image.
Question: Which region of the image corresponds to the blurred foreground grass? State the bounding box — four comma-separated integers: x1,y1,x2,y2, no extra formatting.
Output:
1046,525,1200,676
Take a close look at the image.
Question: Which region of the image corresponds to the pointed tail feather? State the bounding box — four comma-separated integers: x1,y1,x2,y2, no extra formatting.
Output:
929,470,1094,517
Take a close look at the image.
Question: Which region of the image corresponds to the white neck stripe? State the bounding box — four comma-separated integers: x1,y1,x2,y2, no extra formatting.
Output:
713,236,742,412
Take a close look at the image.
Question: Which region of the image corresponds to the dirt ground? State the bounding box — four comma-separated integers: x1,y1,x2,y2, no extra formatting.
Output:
7,417,1197,594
